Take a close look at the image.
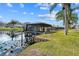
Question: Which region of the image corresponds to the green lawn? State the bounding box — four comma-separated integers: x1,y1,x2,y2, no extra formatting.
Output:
0,28,23,32
18,29,79,56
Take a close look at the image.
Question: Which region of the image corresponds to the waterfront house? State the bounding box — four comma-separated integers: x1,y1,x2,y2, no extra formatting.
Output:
24,23,54,34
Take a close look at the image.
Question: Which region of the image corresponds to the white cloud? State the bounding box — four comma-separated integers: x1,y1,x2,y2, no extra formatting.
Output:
50,11,58,20
0,16,5,21
0,16,3,18
38,11,58,20
40,7,49,10
38,14,55,19
30,12,34,15
20,3,24,8
35,3,50,10
0,18,5,22
41,3,49,10
34,3,42,7
22,12,34,15
75,3,79,5
42,3,49,7
38,14,50,17
7,3,13,7
50,14,56,20
51,10,58,14
73,9,79,13
23,12,27,15
58,4,62,7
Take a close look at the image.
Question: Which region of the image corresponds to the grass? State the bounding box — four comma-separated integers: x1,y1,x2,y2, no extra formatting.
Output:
18,29,79,56
0,27,23,32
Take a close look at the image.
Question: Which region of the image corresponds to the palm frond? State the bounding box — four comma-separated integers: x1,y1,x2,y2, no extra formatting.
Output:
50,3,58,14
71,13,78,23
71,7,79,12
56,10,64,21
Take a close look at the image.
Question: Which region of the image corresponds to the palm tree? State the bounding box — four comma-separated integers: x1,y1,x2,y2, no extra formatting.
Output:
50,3,69,35
50,3,79,35
63,4,69,35
56,9,78,28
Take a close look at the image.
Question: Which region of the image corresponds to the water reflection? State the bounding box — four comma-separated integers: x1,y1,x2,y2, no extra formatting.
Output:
0,33,24,55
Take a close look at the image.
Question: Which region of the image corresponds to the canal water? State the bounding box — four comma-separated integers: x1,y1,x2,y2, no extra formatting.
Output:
0,33,25,56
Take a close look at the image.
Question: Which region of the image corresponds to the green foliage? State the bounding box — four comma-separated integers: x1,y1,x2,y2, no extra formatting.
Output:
56,10,78,25
7,20,22,25
0,28,23,32
50,3,58,13
50,3,79,25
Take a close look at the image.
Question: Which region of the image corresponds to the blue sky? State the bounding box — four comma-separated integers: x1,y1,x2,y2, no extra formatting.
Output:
0,3,79,27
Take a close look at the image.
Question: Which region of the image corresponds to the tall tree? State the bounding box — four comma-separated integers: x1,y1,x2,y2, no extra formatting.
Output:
63,4,69,35
7,20,21,26
56,10,78,28
50,3,79,35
